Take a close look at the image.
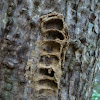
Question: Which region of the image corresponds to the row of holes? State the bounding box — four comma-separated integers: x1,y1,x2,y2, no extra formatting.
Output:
37,17,64,92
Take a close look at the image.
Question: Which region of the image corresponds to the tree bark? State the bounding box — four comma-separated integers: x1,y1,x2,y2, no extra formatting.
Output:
0,0,99,100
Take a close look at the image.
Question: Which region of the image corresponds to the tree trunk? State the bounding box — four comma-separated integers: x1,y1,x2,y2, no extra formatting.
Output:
0,0,99,100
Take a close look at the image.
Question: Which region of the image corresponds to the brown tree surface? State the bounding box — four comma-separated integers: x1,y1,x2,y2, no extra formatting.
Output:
0,0,99,100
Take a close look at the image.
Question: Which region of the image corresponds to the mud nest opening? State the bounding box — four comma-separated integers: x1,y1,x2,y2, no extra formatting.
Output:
43,19,63,30
42,41,61,53
38,89,56,95
38,79,57,89
44,30,64,40
39,68,54,77
39,55,59,66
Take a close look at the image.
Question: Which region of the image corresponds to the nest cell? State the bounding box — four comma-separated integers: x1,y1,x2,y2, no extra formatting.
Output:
39,55,59,66
43,19,63,30
44,30,65,40
42,41,61,53
39,68,54,77
38,79,57,89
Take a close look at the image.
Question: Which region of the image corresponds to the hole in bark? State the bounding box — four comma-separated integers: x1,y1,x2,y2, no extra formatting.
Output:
42,41,61,53
79,37,86,44
13,33,20,38
39,55,59,66
44,30,64,40
39,68,54,77
38,79,57,88
43,19,63,30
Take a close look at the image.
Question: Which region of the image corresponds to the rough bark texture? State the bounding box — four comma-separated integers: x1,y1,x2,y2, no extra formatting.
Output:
0,0,99,100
